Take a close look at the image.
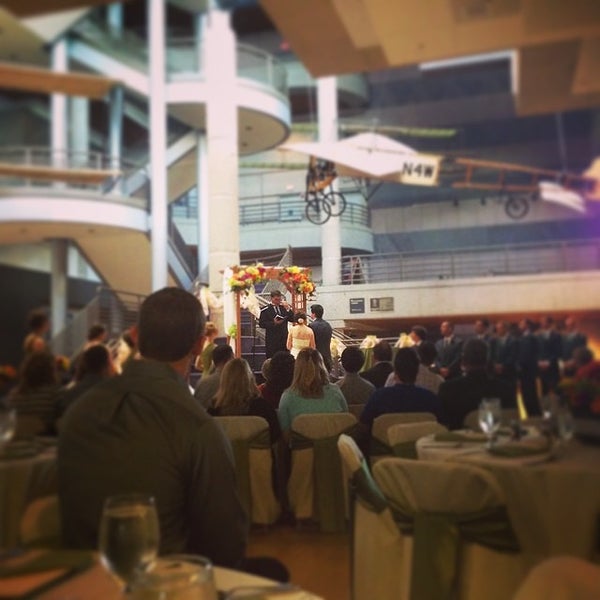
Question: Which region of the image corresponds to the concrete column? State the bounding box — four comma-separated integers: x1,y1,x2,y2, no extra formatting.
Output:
51,38,68,167
196,132,210,284
109,86,124,170
203,9,239,292
148,0,168,290
107,3,123,35
50,240,68,338
318,77,341,285
70,96,89,167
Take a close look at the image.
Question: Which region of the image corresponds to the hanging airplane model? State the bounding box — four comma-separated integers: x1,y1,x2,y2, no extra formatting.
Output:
277,132,600,224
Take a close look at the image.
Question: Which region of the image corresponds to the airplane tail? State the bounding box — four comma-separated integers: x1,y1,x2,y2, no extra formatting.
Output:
583,158,600,201
539,182,586,213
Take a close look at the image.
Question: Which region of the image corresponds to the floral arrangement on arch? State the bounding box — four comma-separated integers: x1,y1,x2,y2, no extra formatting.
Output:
0,364,17,382
558,360,600,418
278,266,316,297
228,263,267,294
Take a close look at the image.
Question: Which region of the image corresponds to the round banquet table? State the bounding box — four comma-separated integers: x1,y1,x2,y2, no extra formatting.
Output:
34,560,320,599
415,433,600,561
0,444,57,549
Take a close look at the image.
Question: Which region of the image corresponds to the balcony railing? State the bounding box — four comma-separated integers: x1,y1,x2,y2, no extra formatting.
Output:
341,239,600,285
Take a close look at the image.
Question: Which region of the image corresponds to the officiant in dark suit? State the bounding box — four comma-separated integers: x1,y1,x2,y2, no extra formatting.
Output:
259,290,294,358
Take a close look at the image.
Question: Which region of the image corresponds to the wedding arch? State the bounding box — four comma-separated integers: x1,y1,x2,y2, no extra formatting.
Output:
225,264,316,357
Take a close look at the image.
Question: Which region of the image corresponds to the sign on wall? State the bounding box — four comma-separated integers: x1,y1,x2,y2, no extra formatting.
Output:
349,298,365,314
370,297,394,312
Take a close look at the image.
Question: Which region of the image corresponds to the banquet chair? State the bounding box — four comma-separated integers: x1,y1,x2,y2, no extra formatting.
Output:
386,421,448,459
19,495,61,548
370,413,437,464
214,416,280,526
337,434,410,600
373,457,528,600
512,556,600,600
287,412,357,532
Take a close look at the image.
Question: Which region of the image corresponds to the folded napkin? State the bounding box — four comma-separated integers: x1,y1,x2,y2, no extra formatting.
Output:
488,438,551,458
433,431,488,443
0,549,95,599
0,549,94,578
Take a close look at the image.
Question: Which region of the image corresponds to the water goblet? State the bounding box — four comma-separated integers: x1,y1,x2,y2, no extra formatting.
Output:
478,397,502,449
130,555,217,600
0,406,16,450
99,493,160,593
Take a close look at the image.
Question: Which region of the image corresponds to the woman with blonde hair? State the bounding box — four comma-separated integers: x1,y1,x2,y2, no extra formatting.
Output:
286,313,315,358
278,348,348,437
210,358,280,443
195,321,219,376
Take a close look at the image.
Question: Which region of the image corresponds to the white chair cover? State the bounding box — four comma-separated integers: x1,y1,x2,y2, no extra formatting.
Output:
373,457,528,600
371,413,437,463
215,416,280,526
337,434,411,600
386,422,448,458
288,413,357,531
512,556,600,600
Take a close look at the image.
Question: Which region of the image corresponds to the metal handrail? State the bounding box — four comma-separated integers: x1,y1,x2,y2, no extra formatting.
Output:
341,238,600,285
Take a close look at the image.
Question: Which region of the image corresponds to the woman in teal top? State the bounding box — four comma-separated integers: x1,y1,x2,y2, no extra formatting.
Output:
278,348,348,436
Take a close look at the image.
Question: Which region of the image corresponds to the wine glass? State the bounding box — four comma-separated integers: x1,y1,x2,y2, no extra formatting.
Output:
99,493,160,592
478,397,502,449
130,555,217,600
0,406,16,450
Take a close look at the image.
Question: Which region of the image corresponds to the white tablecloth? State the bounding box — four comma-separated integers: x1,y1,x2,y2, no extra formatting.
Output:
415,434,600,560
0,446,57,548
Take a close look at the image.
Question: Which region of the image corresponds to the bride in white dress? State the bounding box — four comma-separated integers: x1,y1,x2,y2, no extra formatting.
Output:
287,313,316,358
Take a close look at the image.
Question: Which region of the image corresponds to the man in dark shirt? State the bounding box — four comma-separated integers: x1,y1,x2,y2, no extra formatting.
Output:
439,338,517,430
258,290,294,358
360,347,442,427
309,304,333,372
58,287,248,567
360,340,394,388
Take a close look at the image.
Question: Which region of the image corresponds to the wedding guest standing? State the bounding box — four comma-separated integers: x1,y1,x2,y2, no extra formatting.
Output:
562,316,587,376
537,315,562,395
491,320,519,394
22,310,50,357
434,321,463,380
259,291,294,359
517,318,540,417
309,304,333,372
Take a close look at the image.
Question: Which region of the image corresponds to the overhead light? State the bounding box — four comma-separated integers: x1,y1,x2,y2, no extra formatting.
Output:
420,50,514,71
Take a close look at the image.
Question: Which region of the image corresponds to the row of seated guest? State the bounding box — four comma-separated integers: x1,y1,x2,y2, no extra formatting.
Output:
208,357,281,444
3,344,116,436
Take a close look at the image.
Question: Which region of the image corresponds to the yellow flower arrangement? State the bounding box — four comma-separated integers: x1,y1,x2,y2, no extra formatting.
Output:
228,263,267,294
0,364,17,381
278,266,316,297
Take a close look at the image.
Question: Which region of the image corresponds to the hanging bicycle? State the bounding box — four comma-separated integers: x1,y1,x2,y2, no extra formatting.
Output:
303,156,347,225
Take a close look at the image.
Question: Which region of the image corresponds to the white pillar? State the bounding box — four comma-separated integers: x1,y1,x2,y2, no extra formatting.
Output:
70,96,89,167
148,0,168,290
109,86,123,170
203,9,240,293
107,3,123,35
196,132,210,284
51,38,68,167
50,240,68,338
318,77,341,286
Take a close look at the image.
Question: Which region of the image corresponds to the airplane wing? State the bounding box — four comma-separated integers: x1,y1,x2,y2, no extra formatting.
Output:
281,132,442,186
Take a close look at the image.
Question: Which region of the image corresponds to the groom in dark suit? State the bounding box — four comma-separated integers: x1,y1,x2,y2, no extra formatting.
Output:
259,290,294,358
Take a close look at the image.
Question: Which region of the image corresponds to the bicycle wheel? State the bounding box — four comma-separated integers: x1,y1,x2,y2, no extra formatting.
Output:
305,196,332,225
323,191,347,217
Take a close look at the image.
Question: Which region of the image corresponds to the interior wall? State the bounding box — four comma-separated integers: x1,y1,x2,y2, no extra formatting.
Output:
0,264,99,369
